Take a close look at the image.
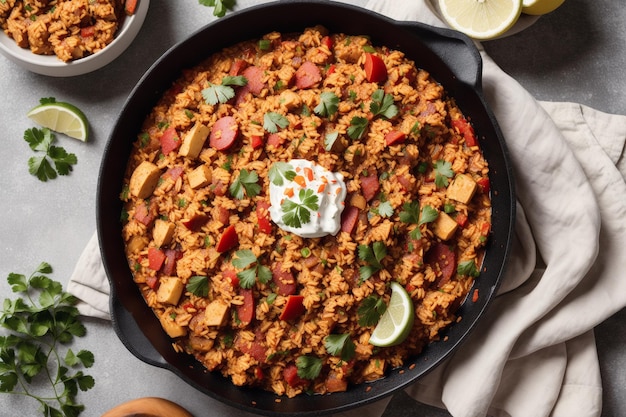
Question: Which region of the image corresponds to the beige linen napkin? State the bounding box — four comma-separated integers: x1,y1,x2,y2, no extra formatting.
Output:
68,1,626,416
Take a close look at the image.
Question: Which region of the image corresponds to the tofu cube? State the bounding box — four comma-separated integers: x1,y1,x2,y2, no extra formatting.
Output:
188,164,212,189
159,314,187,338
433,211,458,241
153,219,175,247
156,277,185,305
129,161,161,199
446,174,477,204
362,358,386,381
204,300,229,327
179,122,210,159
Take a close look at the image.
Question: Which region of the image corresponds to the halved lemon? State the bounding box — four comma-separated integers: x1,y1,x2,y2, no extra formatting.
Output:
369,282,415,347
438,0,523,40
27,101,90,141
522,0,565,15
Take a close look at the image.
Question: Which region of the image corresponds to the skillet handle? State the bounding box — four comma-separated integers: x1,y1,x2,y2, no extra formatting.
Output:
399,22,483,91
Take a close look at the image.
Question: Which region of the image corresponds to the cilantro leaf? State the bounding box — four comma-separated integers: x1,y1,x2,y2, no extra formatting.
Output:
23,128,77,182
233,250,270,289
324,131,339,151
236,268,257,289
201,75,247,105
348,116,368,140
296,355,322,380
399,201,420,224
263,112,289,133
198,0,236,18
370,89,398,119
457,260,480,277
268,162,296,186
281,189,320,228
419,205,439,225
186,276,209,297
358,241,386,282
374,201,393,218
229,169,261,199
314,91,339,117
48,146,77,176
324,334,356,362
232,249,257,269
434,160,454,188
357,295,387,326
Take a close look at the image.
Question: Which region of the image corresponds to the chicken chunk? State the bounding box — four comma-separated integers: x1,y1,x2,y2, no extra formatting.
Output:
188,164,212,189
446,174,477,204
179,122,210,159
204,300,229,327
433,211,458,241
156,277,185,305
153,219,175,247
129,161,161,199
159,314,187,338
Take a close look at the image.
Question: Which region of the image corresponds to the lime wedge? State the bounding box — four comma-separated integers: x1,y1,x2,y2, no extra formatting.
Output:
438,0,523,40
522,0,565,15
27,101,90,141
369,282,415,347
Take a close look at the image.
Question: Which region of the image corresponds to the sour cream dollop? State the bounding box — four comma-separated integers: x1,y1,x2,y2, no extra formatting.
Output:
268,159,347,238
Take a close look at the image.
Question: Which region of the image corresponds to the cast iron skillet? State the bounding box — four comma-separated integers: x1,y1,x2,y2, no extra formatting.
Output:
97,1,515,415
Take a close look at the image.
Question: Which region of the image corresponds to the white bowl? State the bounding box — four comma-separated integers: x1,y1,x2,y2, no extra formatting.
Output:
0,0,150,77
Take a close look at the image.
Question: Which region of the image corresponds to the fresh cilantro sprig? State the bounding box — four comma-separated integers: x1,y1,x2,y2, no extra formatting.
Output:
268,162,296,186
296,355,322,380
0,262,95,417
357,295,387,327
281,188,320,228
232,250,272,289
24,127,77,182
371,201,393,218
186,276,209,297
314,91,339,117
324,333,356,362
348,116,368,140
399,201,438,239
434,160,454,188
358,241,387,282
324,131,339,151
370,89,398,119
263,112,289,133
202,75,247,105
229,169,261,199
457,260,480,277
198,0,236,18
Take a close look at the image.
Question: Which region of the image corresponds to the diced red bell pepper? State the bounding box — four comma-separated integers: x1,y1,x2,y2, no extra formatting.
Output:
223,269,239,287
321,35,333,50
283,364,309,388
80,26,95,38
266,133,284,148
384,130,406,146
364,53,387,83
477,177,490,194
236,289,255,325
124,0,137,15
256,201,272,234
451,117,478,148
216,224,239,253
159,127,180,155
251,135,264,149
148,247,166,271
340,206,360,234
279,295,305,321
455,212,468,227
182,214,209,231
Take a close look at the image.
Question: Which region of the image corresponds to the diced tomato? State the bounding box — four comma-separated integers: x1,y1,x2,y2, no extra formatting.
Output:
326,64,336,76
251,135,264,149
426,242,457,288
161,249,181,276
182,214,209,231
148,247,166,271
229,58,248,76
279,295,305,321
384,130,406,146
236,289,255,325
256,201,272,234
124,0,137,15
472,289,479,303
80,26,95,38
340,206,360,234
216,224,239,253
321,35,333,50
455,212,468,227
451,117,478,147
283,364,309,388
210,116,239,151
272,262,297,296
361,171,380,201
477,177,490,194
295,61,322,89
223,269,239,287
364,53,387,83
254,366,264,380
146,275,159,290
266,133,284,148
159,127,180,155
481,222,491,236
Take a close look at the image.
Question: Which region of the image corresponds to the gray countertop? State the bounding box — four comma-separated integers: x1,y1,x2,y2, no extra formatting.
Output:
1,1,624,416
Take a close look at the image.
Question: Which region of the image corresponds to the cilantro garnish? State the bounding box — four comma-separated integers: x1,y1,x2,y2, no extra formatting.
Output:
357,295,387,326
373,201,394,218
348,116,368,139
198,0,236,17
232,249,272,289
324,334,356,362
434,160,454,188
314,91,339,117
281,188,320,228
399,201,438,239
358,241,387,282
229,169,261,199
202,75,247,105
186,276,209,297
370,89,398,119
263,112,289,133
24,127,77,182
296,355,322,380
0,262,95,416
268,162,296,186
457,260,480,277
324,131,339,151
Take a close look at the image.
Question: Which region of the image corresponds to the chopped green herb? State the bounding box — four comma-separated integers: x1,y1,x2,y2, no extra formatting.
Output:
362,45,376,53
232,249,272,289
258,39,271,51
419,205,439,225
263,112,289,133
374,201,394,218
457,260,480,277
268,161,296,186
186,276,209,297
358,241,387,282
266,293,277,305
370,89,398,119
399,201,420,225
357,295,387,326
281,188,320,228
201,75,247,105
444,203,456,214
314,91,339,117
184,109,194,119
198,0,236,17
434,160,454,188
324,131,339,151
296,355,322,380
348,116,368,139
229,169,261,199
300,247,311,258
24,128,77,182
324,334,356,362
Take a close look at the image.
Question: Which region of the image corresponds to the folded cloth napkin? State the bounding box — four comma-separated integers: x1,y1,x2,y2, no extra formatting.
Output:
68,1,626,416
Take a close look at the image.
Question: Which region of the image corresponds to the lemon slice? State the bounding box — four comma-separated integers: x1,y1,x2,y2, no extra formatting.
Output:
438,0,523,40
522,0,565,15
369,282,415,347
27,101,90,141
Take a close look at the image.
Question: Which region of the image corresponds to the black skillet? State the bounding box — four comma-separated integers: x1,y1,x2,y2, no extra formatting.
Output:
97,1,516,415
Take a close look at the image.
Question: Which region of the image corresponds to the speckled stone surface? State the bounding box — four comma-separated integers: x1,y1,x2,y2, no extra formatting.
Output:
0,1,623,416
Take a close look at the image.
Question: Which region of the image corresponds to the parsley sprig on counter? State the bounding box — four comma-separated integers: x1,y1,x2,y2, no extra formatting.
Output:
24,127,77,182
198,0,236,17
0,262,95,417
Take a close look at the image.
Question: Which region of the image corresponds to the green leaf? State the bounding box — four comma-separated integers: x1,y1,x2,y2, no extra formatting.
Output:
77,373,95,391
24,128,77,182
457,260,480,277
324,333,356,362
296,355,322,380
324,131,339,151
347,116,368,140
229,169,261,199
263,112,289,133
399,201,420,224
257,265,272,284
434,160,454,188
232,249,257,269
186,276,209,297
357,295,386,326
358,242,386,282
419,205,439,226
237,268,257,289
268,162,296,186
76,350,95,368
7,273,27,292
314,91,339,117
370,89,398,119
281,189,320,228
0,373,18,392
